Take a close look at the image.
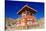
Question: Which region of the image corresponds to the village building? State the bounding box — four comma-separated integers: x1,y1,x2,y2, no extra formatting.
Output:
6,5,39,30
16,5,38,29
6,5,44,30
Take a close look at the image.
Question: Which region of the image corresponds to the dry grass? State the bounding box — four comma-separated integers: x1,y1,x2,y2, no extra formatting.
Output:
5,18,44,30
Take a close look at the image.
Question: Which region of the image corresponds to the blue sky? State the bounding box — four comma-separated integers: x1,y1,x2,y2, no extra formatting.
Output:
5,1,44,19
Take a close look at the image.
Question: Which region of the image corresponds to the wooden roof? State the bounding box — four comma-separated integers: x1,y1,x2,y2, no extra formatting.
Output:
17,5,37,14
